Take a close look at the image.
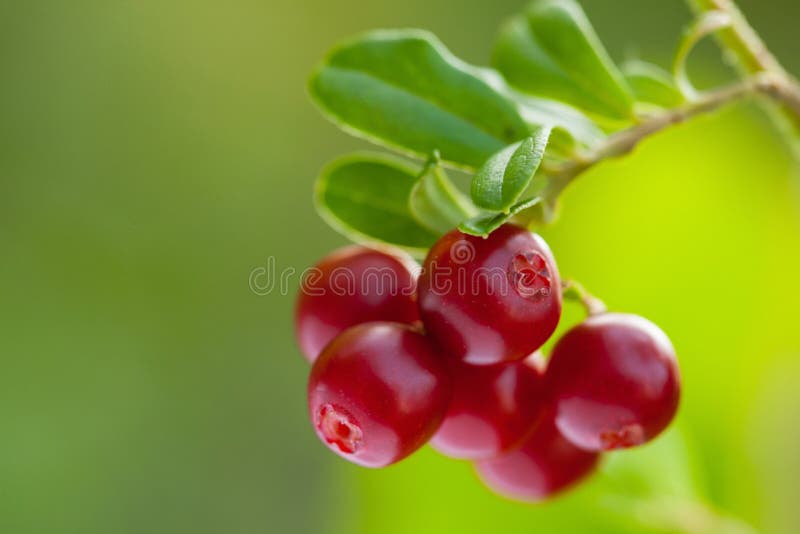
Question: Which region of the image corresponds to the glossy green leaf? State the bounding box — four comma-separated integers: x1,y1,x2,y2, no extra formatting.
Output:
623,60,684,108
309,29,531,169
470,128,550,211
459,197,541,237
409,156,477,234
492,0,635,121
512,92,605,152
472,68,605,151
315,153,439,254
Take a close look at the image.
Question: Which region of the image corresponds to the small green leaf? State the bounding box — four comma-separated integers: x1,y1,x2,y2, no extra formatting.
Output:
409,155,477,234
673,11,732,99
459,197,541,237
471,128,550,211
623,60,685,108
315,153,439,254
492,0,635,121
309,29,531,169
673,10,732,99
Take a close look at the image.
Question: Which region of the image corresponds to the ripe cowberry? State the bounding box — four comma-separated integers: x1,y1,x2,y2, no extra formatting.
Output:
430,353,546,460
474,416,600,502
295,245,419,362
307,322,451,468
545,313,680,451
418,224,562,365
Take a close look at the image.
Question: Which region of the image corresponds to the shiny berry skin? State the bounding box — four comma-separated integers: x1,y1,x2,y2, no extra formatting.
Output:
430,353,546,460
418,224,562,365
474,416,600,502
307,322,451,468
545,313,680,451
295,245,420,362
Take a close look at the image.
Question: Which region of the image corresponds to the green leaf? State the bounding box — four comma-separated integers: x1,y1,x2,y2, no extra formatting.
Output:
315,153,439,254
511,91,606,151
492,0,635,121
623,60,684,108
309,29,531,169
409,155,477,234
470,128,550,211
472,67,605,144
459,197,541,237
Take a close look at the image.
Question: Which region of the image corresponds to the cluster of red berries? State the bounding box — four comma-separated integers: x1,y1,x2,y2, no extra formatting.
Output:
295,224,680,502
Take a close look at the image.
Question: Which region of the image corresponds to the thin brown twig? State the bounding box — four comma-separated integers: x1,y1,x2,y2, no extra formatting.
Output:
543,73,800,202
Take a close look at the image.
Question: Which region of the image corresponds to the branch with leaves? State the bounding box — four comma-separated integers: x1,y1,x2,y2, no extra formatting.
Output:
309,0,800,255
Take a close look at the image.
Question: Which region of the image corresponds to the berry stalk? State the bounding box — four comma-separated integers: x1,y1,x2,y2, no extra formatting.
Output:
562,280,607,317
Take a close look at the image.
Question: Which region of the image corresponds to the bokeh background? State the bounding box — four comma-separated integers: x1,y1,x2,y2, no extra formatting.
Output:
2,0,799,532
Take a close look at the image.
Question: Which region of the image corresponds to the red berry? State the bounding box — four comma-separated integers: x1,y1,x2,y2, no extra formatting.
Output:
430,353,546,460
307,322,451,467
545,313,680,451
418,224,562,365
295,245,420,362
475,416,600,502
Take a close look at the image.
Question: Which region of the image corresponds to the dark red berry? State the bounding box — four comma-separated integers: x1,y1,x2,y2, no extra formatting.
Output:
545,313,680,451
307,322,451,467
474,416,600,502
295,245,420,362
430,353,546,460
418,224,562,365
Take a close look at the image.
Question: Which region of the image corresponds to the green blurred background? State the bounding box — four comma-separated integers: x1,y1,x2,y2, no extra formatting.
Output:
2,0,799,532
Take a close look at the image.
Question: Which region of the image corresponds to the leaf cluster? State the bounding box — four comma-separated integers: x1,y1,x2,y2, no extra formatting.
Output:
309,0,682,252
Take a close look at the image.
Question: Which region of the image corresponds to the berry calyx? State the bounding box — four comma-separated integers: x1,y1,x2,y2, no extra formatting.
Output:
474,416,600,502
430,353,546,460
418,224,562,365
307,322,451,468
545,313,681,451
295,245,420,362
315,404,363,454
